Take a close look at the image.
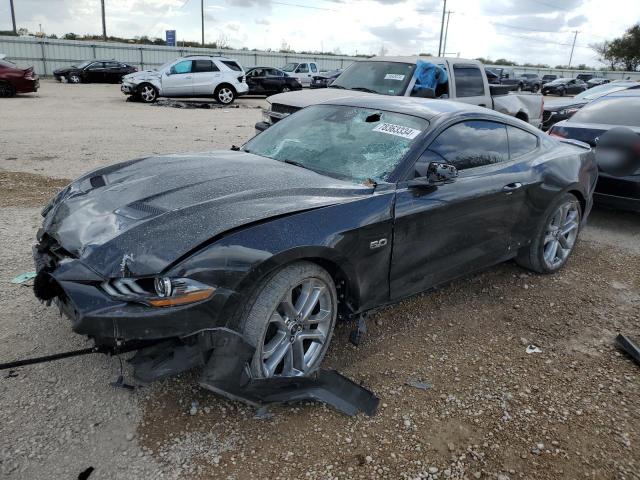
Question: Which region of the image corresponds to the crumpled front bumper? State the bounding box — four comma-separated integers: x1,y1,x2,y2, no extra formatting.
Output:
33,246,235,345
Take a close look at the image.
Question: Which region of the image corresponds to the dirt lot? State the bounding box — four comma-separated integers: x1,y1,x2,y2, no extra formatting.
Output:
1,81,639,480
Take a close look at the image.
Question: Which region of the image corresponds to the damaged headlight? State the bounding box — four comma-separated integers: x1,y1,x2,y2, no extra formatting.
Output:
102,277,215,308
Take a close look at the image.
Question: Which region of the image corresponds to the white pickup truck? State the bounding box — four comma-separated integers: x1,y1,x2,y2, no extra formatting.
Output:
259,56,543,130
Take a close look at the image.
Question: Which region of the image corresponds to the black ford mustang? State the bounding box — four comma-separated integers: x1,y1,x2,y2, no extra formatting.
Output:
53,60,137,84
33,97,597,383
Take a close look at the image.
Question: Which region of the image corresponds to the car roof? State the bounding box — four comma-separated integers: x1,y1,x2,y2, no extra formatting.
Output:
363,55,477,64
601,89,640,98
318,95,499,121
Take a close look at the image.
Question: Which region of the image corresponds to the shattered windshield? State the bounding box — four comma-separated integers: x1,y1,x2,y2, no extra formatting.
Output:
244,105,428,183
330,61,416,96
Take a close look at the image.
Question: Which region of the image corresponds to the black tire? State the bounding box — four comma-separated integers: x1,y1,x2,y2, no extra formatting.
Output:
241,261,337,378
558,88,565,97
137,83,158,103
0,80,16,97
69,74,81,84
517,83,523,92
214,84,236,105
516,193,581,274
532,84,540,93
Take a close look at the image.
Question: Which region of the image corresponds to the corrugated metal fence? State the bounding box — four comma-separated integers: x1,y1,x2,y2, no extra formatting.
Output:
2,35,639,81
0,35,355,76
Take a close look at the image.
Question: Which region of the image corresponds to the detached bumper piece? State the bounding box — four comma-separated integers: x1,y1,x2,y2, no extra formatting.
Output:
616,334,640,367
198,329,379,417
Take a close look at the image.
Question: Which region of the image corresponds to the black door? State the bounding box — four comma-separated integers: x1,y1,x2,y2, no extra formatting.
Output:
85,62,105,82
390,120,531,299
104,62,123,82
263,68,285,93
246,68,265,94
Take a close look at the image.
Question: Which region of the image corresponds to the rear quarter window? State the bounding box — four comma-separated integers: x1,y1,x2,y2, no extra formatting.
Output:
507,126,538,158
221,60,242,72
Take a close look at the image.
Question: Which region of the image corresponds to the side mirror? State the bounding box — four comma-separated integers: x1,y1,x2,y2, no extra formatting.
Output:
408,162,458,188
595,127,640,177
254,121,270,132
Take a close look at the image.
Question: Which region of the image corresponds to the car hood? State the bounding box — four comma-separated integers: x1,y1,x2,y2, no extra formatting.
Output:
40,151,371,278
544,99,588,112
123,70,161,83
267,88,372,108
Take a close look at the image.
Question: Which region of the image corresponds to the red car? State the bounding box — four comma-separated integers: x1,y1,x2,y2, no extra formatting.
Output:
0,56,39,97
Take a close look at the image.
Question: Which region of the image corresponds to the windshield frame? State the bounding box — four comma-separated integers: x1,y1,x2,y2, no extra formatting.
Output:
329,60,416,96
243,104,430,184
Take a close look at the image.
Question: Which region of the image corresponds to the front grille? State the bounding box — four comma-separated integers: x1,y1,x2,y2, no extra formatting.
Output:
271,103,301,115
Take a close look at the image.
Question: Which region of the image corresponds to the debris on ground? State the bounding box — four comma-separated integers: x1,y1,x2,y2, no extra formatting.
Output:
10,271,36,284
405,379,433,390
525,345,542,354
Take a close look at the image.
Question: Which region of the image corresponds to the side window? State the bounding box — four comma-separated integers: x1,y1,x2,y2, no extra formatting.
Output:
172,60,192,74
296,64,309,73
87,62,104,70
193,60,218,72
507,126,538,159
430,120,509,170
104,62,119,69
453,65,485,97
311,63,317,73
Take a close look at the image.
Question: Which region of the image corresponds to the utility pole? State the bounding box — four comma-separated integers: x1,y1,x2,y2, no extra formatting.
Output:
201,0,205,46
437,0,447,57
101,0,107,41
568,30,579,68
442,11,452,57
9,0,17,35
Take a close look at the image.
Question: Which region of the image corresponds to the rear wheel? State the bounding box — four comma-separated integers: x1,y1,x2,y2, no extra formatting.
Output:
215,85,236,105
0,81,15,97
558,87,565,97
517,193,581,274
138,83,158,103
242,262,337,378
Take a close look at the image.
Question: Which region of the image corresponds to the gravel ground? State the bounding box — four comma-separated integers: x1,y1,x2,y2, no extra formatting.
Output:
1,82,639,480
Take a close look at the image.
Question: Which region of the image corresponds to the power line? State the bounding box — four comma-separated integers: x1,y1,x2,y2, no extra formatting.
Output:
271,1,338,11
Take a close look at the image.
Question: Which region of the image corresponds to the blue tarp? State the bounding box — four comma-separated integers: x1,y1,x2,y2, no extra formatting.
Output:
412,60,448,95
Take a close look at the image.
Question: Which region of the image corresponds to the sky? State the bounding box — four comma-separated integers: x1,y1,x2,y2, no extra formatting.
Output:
1,0,639,67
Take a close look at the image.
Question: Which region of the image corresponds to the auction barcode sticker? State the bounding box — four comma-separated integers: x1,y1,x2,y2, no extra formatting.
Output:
372,123,421,139
384,73,405,81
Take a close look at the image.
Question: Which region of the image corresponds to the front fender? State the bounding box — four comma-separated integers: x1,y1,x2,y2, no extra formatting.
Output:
168,192,395,328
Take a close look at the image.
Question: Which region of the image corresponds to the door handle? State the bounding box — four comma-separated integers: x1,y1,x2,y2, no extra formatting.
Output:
478,103,487,107
503,182,523,194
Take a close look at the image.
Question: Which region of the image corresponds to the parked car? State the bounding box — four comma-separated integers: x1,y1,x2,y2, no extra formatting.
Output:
281,62,319,87
0,55,39,97
541,74,559,83
586,77,610,88
541,78,587,96
310,70,342,88
259,57,544,129
245,67,301,95
485,68,501,85
33,96,596,383
120,55,249,104
53,60,137,84
576,73,599,83
541,80,640,130
549,89,640,211
516,74,542,93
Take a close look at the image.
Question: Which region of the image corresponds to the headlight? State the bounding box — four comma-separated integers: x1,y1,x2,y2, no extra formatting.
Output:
102,277,215,308
558,108,579,116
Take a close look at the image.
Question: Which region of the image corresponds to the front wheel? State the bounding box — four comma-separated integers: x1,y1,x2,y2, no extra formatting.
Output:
558,88,565,97
532,84,540,93
517,193,581,274
69,74,81,84
215,85,236,105
138,83,158,103
280,85,291,93
242,262,337,378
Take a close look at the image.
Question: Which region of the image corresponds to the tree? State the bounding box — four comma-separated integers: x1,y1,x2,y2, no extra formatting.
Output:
591,23,640,71
493,58,518,66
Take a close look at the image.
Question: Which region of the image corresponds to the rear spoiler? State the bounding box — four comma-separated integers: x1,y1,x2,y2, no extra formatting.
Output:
558,138,591,150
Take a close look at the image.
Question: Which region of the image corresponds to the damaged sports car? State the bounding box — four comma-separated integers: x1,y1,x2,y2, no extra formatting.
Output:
33,97,597,387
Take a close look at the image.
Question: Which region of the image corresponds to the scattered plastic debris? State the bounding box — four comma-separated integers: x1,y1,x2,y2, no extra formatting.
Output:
190,400,199,416
405,379,433,390
526,345,542,354
10,271,36,284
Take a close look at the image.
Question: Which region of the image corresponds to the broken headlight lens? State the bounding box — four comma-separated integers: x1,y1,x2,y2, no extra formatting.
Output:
102,277,215,308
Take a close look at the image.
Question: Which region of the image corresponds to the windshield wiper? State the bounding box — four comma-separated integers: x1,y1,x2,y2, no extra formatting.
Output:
350,87,377,93
328,85,346,89
283,159,308,169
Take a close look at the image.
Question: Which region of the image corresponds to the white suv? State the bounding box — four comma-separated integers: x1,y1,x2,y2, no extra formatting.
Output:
121,55,249,104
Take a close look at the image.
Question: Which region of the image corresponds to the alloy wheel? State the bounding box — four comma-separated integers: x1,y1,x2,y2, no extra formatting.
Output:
281,86,290,92
259,277,334,377
542,201,580,270
69,75,80,84
218,87,234,104
140,85,156,102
